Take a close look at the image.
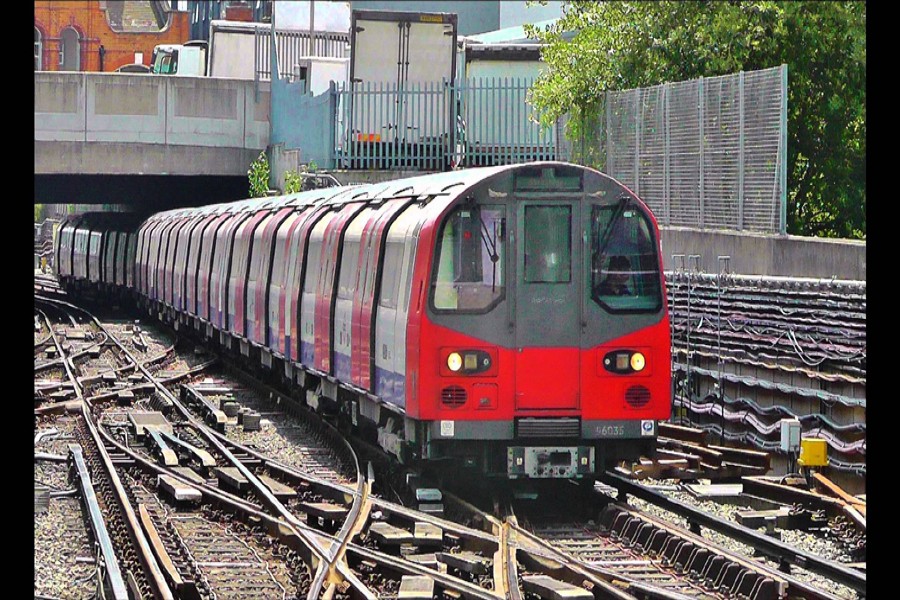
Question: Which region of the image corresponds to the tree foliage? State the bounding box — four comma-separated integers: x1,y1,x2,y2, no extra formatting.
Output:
525,1,865,239
248,151,271,198
284,170,303,194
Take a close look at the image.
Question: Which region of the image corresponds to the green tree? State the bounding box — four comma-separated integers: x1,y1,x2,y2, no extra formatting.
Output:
526,1,865,239
248,151,271,198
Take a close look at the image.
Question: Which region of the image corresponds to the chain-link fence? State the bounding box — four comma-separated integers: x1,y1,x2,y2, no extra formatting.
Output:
563,66,788,234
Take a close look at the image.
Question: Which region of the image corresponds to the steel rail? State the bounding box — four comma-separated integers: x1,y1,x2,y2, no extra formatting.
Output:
42,294,599,600
73,300,373,600
601,471,865,595
511,523,693,600
94,307,525,600
35,297,175,600
68,444,130,600
34,305,83,401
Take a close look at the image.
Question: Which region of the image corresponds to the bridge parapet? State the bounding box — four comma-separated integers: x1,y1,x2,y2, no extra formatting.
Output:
35,72,269,176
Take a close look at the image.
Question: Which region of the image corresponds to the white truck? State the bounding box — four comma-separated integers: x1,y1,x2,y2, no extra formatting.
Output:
150,40,208,76
342,9,459,166
151,20,350,80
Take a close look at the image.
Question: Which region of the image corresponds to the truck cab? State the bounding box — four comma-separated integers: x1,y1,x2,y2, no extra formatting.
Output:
150,40,208,76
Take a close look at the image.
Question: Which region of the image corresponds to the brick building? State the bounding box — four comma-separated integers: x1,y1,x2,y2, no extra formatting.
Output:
34,0,192,72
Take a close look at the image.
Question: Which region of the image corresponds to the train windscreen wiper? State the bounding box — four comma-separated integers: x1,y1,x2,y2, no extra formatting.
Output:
596,196,629,261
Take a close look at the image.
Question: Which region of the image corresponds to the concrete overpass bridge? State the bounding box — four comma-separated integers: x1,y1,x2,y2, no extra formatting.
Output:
34,72,270,212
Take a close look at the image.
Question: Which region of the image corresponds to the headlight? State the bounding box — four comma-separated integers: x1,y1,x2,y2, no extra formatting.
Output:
447,352,463,372
630,352,646,372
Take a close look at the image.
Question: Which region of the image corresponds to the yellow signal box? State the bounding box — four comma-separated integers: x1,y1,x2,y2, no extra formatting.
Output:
797,438,828,467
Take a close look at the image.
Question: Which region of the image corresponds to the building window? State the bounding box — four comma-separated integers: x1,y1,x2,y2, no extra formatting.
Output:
34,27,42,70
59,27,81,71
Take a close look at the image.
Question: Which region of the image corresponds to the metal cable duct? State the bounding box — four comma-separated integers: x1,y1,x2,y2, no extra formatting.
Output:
673,397,866,455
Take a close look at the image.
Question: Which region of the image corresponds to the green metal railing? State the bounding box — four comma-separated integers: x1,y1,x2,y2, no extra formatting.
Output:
333,77,559,171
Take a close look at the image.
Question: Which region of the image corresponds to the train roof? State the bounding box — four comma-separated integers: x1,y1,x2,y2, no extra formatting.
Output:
142,162,607,223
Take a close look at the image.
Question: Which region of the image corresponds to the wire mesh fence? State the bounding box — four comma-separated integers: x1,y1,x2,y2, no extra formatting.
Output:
568,66,787,233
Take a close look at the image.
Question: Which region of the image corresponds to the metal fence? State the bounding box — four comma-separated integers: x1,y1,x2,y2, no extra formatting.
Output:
333,80,454,171
600,66,788,234
459,78,560,167
327,66,786,234
333,77,559,171
257,27,350,81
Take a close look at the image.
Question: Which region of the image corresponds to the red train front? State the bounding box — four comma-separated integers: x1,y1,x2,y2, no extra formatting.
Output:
405,163,670,478
55,162,670,480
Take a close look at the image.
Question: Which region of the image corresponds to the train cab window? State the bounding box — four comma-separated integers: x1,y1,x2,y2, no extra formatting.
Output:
590,200,661,312
432,204,506,312
524,205,571,283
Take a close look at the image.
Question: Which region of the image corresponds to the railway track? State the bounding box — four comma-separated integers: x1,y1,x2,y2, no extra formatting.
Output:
35,296,174,600
37,292,865,600
35,416,102,600
116,317,861,600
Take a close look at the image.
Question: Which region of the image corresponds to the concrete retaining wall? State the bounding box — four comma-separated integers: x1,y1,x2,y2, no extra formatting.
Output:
661,227,866,281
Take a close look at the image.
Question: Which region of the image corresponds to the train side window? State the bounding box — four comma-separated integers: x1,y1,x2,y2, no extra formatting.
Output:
378,241,404,309
338,240,360,299
590,201,662,312
432,204,506,312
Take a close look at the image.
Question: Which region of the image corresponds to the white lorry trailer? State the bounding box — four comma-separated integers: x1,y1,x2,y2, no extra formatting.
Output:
342,10,459,168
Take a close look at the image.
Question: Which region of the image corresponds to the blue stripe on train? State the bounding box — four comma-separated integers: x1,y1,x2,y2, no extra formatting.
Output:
375,367,406,409
333,351,352,382
300,340,314,366
294,345,405,409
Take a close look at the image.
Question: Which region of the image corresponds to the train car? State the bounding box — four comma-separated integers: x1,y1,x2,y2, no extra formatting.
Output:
53,213,143,295
54,215,82,281
89,162,672,480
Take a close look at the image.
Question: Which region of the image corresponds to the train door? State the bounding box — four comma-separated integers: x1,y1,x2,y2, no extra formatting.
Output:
104,231,118,285
351,199,412,390
314,202,367,374
514,199,582,410
374,203,424,408
126,232,138,289
247,207,294,346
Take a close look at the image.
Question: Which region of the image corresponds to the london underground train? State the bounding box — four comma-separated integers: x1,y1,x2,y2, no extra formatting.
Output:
55,162,671,479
